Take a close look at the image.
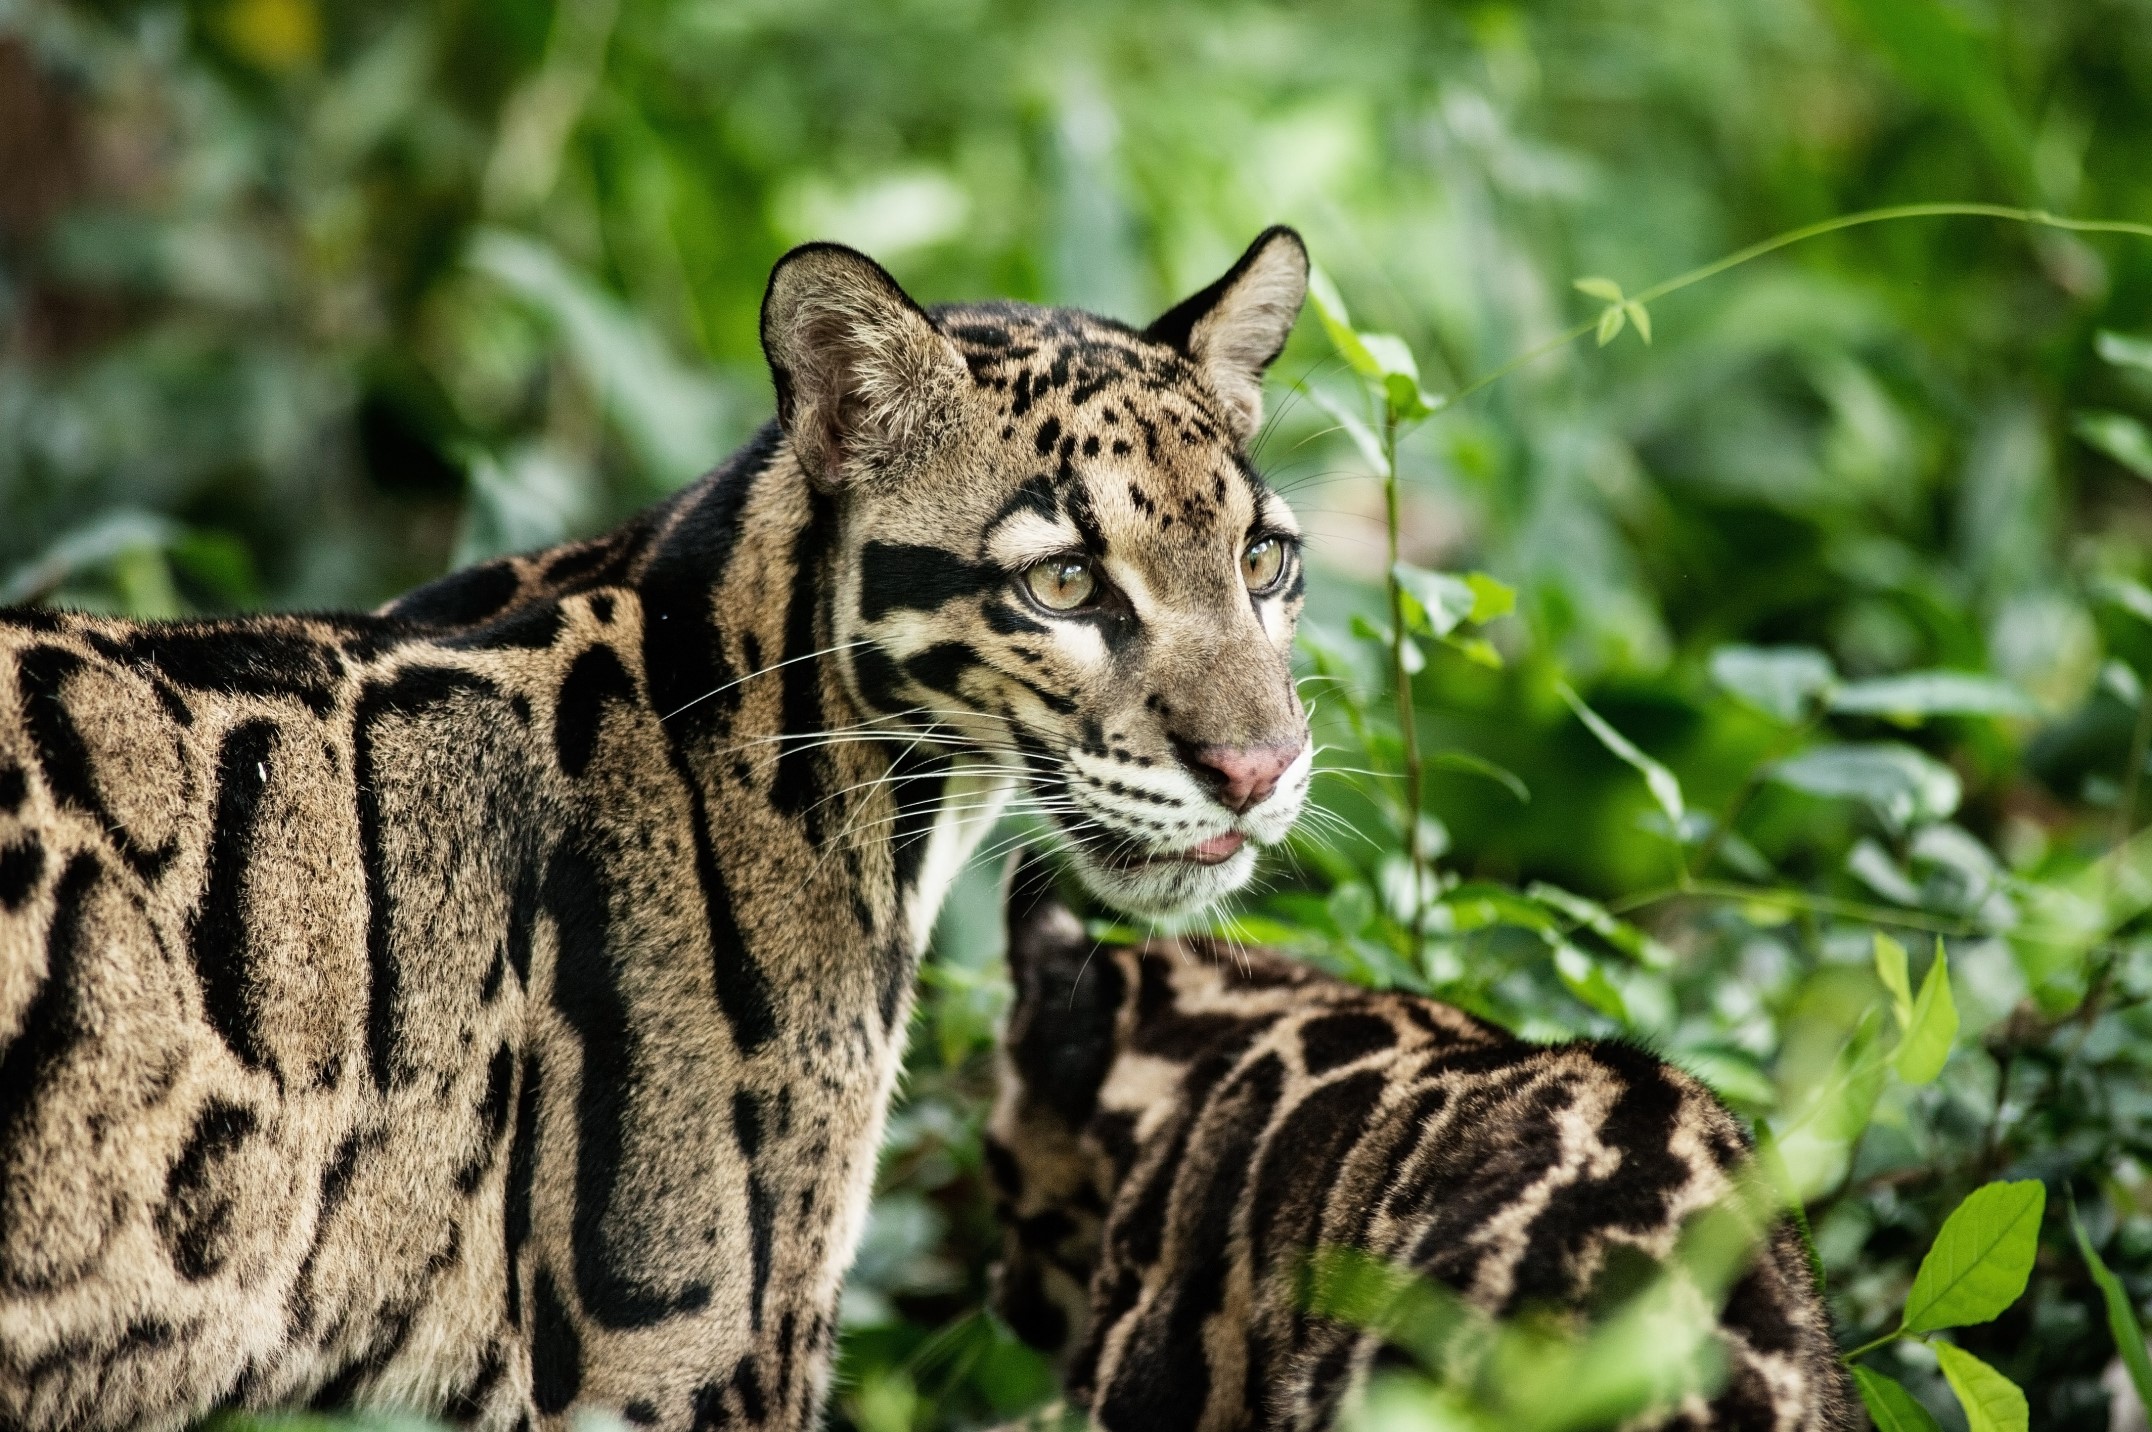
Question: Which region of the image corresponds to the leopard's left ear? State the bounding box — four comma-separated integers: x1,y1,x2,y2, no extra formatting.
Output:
1144,226,1309,440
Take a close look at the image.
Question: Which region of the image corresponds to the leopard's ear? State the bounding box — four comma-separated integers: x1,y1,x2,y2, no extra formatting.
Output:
759,243,969,489
1144,226,1309,440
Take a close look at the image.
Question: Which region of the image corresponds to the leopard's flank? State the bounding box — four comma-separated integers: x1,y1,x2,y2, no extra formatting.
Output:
988,858,1860,1432
0,229,1314,1431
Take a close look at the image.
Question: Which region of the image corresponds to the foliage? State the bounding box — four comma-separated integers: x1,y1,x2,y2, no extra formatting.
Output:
12,0,2152,1428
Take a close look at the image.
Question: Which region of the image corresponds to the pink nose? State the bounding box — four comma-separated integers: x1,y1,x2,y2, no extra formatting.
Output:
1181,742,1301,814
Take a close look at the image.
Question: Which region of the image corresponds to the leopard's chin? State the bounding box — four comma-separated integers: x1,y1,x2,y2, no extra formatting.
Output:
1061,839,1262,920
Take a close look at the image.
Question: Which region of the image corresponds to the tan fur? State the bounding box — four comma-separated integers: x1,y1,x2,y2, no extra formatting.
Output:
0,231,1320,1431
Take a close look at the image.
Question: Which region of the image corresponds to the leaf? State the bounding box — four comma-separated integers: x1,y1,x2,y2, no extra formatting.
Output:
2099,577,2152,628
1305,384,1389,476
1552,941,1628,1021
1558,683,1684,827
2071,1196,2152,1416
1769,742,1961,831
2098,329,2152,375
1440,633,1503,668
1933,1343,2030,1432
1306,266,1382,380
1393,563,1478,637
1425,750,1530,804
1709,645,1838,722
2074,411,2152,481
1595,304,1626,346
1893,940,1957,1084
1874,932,1915,1029
1573,275,1625,302
1852,1367,1943,1432
1625,300,1652,344
1828,671,2036,720
1900,1180,2046,1335
1465,572,1515,622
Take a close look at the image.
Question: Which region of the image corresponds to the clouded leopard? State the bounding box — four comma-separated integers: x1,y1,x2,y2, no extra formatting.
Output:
988,857,1860,1431
0,229,1317,1431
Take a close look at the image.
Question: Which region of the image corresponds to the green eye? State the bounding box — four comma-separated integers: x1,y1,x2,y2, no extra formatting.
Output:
1242,537,1288,593
1023,557,1098,611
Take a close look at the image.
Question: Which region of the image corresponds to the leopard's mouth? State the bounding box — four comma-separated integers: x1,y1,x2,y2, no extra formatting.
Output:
1095,831,1247,869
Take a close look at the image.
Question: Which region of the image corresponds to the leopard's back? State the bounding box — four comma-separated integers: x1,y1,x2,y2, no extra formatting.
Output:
987,860,1859,1432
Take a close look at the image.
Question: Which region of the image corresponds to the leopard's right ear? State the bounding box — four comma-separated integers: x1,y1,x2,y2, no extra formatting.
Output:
759,243,969,490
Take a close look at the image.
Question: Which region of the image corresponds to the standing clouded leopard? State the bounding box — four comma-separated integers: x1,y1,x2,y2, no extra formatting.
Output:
0,229,1316,1431
988,858,1859,1432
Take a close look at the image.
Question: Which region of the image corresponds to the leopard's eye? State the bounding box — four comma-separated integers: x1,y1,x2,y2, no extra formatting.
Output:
1023,557,1098,612
1242,536,1288,594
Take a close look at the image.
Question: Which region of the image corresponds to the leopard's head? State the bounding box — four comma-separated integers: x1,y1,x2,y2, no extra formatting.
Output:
761,228,1311,917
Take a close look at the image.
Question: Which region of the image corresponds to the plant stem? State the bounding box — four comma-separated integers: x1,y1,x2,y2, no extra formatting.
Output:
1382,408,1428,946
1841,1331,1903,1364
1440,203,2152,410
2115,669,2152,850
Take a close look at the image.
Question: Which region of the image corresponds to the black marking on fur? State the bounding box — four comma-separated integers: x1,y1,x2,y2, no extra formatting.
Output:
0,761,24,812
0,853,99,1291
190,719,279,1073
554,643,637,777
388,561,519,626
747,1172,775,1331
733,1357,768,1422
444,600,566,652
530,1264,584,1414
0,837,43,910
17,645,180,882
733,1089,763,1160
457,1041,518,1193
156,1098,259,1281
988,473,1062,533
904,640,977,696
444,1344,508,1423
504,1051,541,1326
99,626,343,717
858,542,997,623
546,836,715,1328
771,485,835,839
353,666,499,1093
1298,1011,1396,1076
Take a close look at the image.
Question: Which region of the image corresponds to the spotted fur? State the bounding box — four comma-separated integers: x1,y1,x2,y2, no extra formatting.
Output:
0,231,1316,1431
988,859,1861,1432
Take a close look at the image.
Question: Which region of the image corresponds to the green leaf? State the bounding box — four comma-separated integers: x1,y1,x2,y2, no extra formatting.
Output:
1709,645,1838,722
1900,1180,2046,1335
1440,633,1503,668
1304,384,1389,476
2097,329,2152,375
1874,932,1914,1029
1552,941,1628,1021
2099,577,2152,628
1893,940,1957,1084
1465,572,1514,622
2074,411,2152,481
1558,683,1684,827
1828,671,2036,720
1573,276,1625,302
1769,742,1961,831
1625,300,1652,344
1425,750,1531,804
1392,563,1478,637
1933,1343,2029,1432
1852,1368,1943,1432
2070,1196,2152,1416
1595,304,1626,346
1306,266,1382,380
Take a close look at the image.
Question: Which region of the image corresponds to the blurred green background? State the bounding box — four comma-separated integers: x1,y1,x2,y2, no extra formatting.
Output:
10,0,2152,1427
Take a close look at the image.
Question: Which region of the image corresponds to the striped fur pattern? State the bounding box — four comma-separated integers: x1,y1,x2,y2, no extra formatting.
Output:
0,232,1315,1431
987,862,1861,1431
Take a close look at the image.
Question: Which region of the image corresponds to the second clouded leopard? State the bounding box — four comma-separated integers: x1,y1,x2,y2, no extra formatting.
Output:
0,229,1317,1431
988,858,1860,1431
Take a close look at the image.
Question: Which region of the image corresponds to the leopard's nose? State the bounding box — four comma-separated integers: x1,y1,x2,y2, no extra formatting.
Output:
1175,740,1301,813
